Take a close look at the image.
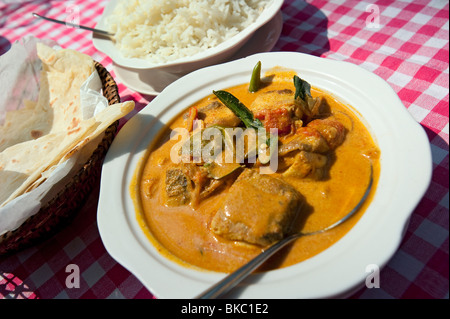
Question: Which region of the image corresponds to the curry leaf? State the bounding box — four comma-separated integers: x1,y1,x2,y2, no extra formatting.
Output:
213,90,263,130
293,75,312,101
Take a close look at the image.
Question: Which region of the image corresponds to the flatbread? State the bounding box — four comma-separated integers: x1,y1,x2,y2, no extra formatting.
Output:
0,44,134,207
0,44,96,152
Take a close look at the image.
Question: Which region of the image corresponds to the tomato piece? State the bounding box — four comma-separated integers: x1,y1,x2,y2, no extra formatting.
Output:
255,108,293,136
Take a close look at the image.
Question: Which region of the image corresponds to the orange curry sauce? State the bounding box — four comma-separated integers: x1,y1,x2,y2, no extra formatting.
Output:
131,69,380,273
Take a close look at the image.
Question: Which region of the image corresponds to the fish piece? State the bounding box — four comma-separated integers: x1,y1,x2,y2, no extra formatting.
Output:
282,151,328,179
249,89,302,117
307,118,346,150
211,169,303,246
278,126,330,155
165,168,192,206
196,101,241,127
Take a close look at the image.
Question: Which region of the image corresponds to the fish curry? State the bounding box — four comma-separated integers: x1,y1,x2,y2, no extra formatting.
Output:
133,66,380,273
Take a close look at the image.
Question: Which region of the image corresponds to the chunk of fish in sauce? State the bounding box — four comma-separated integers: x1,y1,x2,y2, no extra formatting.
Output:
211,169,303,246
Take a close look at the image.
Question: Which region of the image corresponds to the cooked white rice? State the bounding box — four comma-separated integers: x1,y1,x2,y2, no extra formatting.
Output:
106,0,271,63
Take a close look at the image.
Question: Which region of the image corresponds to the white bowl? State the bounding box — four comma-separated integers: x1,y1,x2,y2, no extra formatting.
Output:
97,52,432,299
93,0,284,73
111,11,283,95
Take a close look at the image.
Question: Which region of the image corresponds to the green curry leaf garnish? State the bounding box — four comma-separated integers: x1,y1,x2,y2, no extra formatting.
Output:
293,75,312,101
213,90,263,130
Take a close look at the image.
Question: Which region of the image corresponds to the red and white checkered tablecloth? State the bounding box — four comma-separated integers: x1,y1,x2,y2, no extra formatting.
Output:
0,0,448,299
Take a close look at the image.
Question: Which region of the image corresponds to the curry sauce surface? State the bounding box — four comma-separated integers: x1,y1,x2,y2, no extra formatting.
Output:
134,75,380,273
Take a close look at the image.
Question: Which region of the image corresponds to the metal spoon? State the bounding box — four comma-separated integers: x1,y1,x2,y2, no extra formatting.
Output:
196,163,374,299
32,13,114,37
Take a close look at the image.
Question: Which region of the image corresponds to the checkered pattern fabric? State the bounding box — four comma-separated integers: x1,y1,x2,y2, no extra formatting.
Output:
0,0,448,299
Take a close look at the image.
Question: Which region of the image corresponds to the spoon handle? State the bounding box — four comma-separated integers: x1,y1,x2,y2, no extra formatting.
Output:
195,234,300,299
32,13,114,36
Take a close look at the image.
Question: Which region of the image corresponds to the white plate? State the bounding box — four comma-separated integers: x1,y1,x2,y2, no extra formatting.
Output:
93,0,284,73
112,11,283,96
97,52,432,299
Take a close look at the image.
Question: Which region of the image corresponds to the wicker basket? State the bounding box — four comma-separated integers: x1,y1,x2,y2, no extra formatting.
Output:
0,62,120,256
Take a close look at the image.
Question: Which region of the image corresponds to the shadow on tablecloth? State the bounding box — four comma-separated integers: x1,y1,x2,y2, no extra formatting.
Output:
276,1,330,57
